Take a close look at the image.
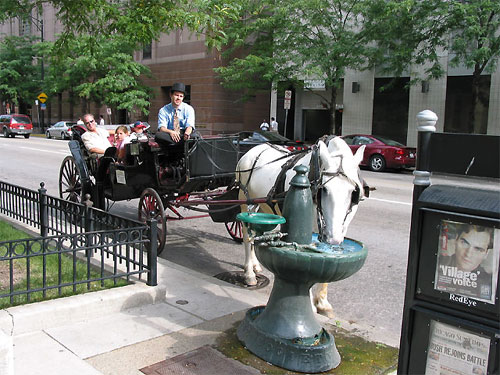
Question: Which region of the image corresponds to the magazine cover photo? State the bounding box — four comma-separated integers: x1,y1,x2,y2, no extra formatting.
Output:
434,220,499,305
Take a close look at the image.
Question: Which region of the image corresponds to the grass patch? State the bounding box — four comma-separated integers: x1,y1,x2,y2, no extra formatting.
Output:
0,220,129,309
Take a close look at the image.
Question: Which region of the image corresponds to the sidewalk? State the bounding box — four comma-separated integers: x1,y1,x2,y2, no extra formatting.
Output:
0,256,399,375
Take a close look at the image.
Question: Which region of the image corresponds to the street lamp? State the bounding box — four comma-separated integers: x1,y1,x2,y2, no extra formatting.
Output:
29,10,45,130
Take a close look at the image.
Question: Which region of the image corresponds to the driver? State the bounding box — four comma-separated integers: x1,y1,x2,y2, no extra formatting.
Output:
155,82,195,146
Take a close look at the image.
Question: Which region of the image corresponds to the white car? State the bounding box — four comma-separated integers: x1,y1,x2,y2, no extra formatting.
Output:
46,121,77,139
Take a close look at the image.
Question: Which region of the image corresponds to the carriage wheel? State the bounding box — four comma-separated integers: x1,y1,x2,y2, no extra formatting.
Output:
225,220,243,243
138,188,167,255
59,156,84,203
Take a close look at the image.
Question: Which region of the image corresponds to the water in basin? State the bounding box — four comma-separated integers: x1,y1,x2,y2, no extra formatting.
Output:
311,233,363,254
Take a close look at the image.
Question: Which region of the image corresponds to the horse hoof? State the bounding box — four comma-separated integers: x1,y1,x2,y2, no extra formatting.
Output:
317,308,335,319
244,275,257,286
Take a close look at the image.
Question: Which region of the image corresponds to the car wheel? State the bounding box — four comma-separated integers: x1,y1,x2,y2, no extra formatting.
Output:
24,134,30,139
46,131,51,139
61,132,65,140
369,154,386,172
3,128,8,138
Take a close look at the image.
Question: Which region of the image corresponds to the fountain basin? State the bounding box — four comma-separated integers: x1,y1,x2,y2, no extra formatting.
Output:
236,212,286,234
238,236,367,373
255,237,367,285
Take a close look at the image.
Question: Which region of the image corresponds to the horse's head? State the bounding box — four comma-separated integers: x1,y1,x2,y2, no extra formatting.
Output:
316,138,365,244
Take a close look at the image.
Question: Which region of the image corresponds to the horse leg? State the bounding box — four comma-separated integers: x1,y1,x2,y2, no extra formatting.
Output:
312,283,335,318
242,224,258,286
239,195,260,285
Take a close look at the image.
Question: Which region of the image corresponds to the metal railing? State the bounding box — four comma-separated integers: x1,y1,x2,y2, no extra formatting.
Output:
0,180,157,304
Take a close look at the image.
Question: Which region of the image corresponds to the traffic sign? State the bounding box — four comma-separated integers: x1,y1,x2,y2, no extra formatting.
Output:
37,92,48,103
284,90,292,99
284,98,291,110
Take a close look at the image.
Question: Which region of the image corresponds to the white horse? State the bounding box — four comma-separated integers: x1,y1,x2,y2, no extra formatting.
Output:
236,136,366,317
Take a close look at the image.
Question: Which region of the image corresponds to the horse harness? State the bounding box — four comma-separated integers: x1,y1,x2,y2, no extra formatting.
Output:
238,139,370,239
261,139,368,241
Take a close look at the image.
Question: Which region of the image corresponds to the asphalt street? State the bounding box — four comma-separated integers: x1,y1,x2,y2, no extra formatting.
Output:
0,135,417,347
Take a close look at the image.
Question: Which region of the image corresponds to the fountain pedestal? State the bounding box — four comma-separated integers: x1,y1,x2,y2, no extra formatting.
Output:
236,165,367,373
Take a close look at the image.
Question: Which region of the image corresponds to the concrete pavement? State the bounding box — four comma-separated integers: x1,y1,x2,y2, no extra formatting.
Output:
1,255,399,375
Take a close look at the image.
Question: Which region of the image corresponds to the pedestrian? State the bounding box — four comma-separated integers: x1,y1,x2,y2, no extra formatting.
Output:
155,82,195,147
260,119,270,131
99,114,105,126
270,117,278,132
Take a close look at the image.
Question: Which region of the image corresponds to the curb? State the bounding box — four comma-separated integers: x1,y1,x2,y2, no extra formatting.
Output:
0,282,166,336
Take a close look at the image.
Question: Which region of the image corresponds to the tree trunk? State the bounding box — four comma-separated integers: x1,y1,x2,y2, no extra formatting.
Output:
469,71,480,134
329,88,337,135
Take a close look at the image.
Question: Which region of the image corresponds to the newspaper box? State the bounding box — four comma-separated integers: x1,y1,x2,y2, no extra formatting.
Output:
400,186,499,375
398,111,499,375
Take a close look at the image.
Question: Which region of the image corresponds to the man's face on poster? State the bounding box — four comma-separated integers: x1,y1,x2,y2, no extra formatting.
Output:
455,229,491,272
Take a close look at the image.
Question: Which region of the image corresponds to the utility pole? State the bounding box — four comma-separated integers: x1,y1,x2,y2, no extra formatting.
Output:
31,7,45,130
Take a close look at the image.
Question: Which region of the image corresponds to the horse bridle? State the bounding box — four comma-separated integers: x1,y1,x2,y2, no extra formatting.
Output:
311,151,367,242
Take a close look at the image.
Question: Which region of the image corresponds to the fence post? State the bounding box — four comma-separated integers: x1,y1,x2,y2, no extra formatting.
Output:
147,219,158,286
412,110,437,202
38,182,48,237
84,194,94,258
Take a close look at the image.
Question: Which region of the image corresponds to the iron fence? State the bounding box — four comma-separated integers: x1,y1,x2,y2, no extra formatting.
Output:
0,180,157,304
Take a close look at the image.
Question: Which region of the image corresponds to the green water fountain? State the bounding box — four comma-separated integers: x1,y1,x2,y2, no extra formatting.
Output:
236,165,367,373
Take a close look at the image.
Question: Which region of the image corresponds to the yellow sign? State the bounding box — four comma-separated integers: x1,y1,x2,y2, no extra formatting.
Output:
37,92,48,103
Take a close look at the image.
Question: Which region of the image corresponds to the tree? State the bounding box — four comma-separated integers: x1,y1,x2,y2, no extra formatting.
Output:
206,0,376,135
0,35,43,112
366,0,500,134
46,34,153,117
448,0,500,133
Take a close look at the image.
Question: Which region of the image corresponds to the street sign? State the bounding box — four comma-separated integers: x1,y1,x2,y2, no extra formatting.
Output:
284,90,292,110
106,107,112,115
37,92,48,103
41,103,46,111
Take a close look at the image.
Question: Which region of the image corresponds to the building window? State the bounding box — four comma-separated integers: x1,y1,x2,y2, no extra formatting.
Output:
143,43,152,59
19,18,31,36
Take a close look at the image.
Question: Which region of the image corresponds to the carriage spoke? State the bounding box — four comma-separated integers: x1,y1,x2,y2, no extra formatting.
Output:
138,188,167,255
225,220,243,243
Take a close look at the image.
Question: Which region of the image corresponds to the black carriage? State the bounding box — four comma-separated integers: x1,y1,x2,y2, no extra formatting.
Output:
58,125,244,254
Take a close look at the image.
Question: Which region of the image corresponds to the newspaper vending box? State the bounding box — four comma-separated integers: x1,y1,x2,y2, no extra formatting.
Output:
398,111,500,375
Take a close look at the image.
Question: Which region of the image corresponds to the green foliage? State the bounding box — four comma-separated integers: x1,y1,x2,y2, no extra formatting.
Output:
0,35,43,106
45,34,153,114
447,0,500,74
207,0,376,131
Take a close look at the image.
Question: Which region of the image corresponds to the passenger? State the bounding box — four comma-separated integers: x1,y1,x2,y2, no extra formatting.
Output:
114,125,130,161
81,113,112,156
155,82,196,147
130,121,148,141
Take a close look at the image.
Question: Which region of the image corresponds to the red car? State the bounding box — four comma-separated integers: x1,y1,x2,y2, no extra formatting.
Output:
341,134,416,172
1,114,33,138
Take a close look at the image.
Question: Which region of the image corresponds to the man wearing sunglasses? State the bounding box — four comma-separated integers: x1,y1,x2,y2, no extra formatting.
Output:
81,113,112,155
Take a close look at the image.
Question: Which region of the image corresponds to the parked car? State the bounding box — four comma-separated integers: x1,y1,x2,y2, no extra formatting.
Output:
233,130,308,154
341,134,416,172
0,114,33,138
46,121,77,139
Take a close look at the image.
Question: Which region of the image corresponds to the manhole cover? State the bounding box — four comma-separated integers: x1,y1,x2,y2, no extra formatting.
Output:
140,345,259,375
214,271,269,290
